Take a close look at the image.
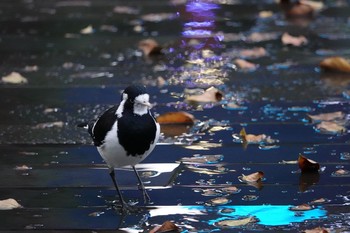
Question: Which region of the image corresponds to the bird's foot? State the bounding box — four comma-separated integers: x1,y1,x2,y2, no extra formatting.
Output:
112,200,139,214
138,185,151,204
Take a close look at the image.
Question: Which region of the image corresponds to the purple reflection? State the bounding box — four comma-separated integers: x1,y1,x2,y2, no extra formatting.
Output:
182,29,212,38
184,21,213,28
186,1,219,13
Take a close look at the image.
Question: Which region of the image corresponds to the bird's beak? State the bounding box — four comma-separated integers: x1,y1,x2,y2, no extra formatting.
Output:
141,101,152,109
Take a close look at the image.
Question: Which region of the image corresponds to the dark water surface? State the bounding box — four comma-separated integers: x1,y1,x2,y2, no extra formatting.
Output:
0,0,350,232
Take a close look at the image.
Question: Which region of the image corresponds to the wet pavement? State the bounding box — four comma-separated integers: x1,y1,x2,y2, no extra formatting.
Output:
0,0,350,232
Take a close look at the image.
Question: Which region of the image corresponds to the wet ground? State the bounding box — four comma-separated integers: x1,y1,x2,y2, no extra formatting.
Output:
0,0,350,232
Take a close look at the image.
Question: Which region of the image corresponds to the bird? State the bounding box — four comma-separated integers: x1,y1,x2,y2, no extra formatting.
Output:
78,85,160,211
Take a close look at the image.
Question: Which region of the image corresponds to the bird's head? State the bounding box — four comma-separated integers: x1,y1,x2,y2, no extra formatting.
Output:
121,85,152,116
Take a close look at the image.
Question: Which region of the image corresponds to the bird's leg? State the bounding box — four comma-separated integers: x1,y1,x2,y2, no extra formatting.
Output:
109,168,130,212
132,166,151,204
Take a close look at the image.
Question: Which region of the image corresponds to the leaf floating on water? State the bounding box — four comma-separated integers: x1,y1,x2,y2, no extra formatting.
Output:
240,171,264,183
80,25,94,34
279,160,298,164
157,111,195,125
0,198,23,210
281,32,308,46
205,197,231,206
180,154,224,164
32,121,65,129
320,57,350,73
238,128,277,145
149,220,180,233
307,111,344,123
309,198,329,205
113,6,139,14
302,226,329,233
245,32,280,43
331,169,350,177
221,186,240,194
289,204,313,211
215,216,254,227
14,165,32,171
186,86,223,103
315,121,346,135
88,211,104,217
187,165,227,175
234,59,258,71
141,13,177,22
239,47,267,59
138,38,163,56
2,72,28,84
298,155,320,172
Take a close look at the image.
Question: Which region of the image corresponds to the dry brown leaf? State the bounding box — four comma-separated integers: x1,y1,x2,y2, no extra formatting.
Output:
307,111,344,123
186,86,223,103
299,0,324,12
320,57,350,73
216,216,254,227
298,155,320,172
138,39,163,56
2,72,28,84
315,121,346,134
206,197,230,206
0,198,23,210
259,10,274,18
239,47,267,59
239,128,276,144
156,111,195,125
282,1,314,18
245,32,279,43
187,165,226,175
281,32,308,46
32,121,65,129
303,226,329,233
234,59,258,70
290,203,313,211
180,154,223,164
80,25,94,34
333,169,350,176
149,220,179,233
241,171,264,182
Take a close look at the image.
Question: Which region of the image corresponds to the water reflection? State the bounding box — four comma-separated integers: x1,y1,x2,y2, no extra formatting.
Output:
148,205,327,228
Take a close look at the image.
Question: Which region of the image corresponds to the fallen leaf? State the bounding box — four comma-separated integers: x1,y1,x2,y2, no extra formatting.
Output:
299,0,324,12
239,47,267,59
205,197,230,206
80,25,94,34
234,59,258,71
240,171,264,183
113,6,139,14
239,128,277,144
156,111,195,125
307,111,344,123
2,72,28,84
259,10,274,18
245,32,280,43
302,226,329,233
180,154,224,164
216,216,254,227
315,121,346,134
281,32,308,46
221,186,240,194
309,198,328,205
32,121,65,129
281,1,314,19
289,204,313,211
187,165,227,175
149,220,179,233
0,198,23,210
186,86,223,103
141,13,177,22
298,155,320,172
332,169,350,176
14,165,32,171
138,38,163,56
320,57,350,73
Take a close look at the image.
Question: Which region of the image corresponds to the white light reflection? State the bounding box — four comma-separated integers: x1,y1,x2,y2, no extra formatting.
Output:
148,205,327,226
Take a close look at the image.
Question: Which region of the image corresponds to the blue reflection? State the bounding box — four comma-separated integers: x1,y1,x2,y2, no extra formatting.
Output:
210,205,327,226
186,1,219,14
184,21,213,27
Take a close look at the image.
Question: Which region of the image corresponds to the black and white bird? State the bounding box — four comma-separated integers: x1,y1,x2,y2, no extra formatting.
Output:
78,85,160,211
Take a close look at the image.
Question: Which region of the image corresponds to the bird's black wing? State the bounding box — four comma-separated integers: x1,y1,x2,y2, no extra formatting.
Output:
90,105,118,147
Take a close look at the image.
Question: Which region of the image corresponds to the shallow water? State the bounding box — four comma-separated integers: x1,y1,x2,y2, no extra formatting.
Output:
0,0,350,232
